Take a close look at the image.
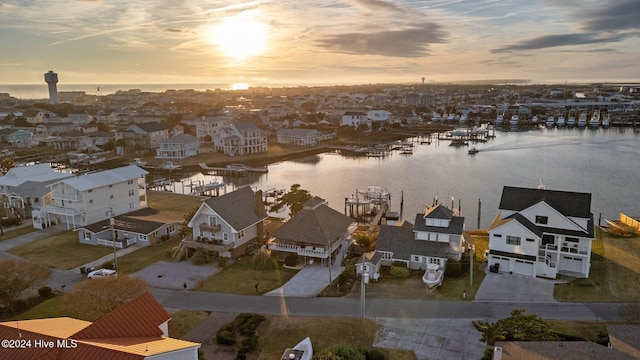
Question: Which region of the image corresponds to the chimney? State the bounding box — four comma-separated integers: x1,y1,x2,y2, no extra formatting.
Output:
493,346,503,360
255,190,265,217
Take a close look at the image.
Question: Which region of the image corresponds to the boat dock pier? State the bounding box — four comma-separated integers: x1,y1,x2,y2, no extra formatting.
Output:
345,186,391,225
199,163,268,177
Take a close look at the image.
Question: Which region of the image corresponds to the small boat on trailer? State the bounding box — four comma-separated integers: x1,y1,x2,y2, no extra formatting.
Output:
422,263,444,288
468,147,479,154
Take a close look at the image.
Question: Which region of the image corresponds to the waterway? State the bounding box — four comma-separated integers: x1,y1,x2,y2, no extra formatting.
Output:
160,126,640,229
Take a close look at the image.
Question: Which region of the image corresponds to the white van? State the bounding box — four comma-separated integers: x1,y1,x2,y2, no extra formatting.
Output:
87,268,118,279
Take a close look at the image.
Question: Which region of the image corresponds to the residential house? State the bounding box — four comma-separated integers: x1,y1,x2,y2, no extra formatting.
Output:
35,122,76,136
68,111,93,125
367,109,392,124
187,186,267,258
277,128,322,146
78,207,180,249
413,203,467,261
0,128,33,145
195,115,231,148
89,131,116,148
0,291,200,360
0,164,73,219
213,121,267,156
341,111,369,128
267,196,356,268
76,123,99,134
32,165,148,229
487,186,594,279
155,133,198,159
116,122,169,155
24,109,58,124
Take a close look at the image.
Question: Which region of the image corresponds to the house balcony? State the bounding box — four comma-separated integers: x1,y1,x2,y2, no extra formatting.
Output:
267,242,328,258
97,237,136,249
182,237,233,253
560,243,589,255
199,223,221,233
51,192,80,201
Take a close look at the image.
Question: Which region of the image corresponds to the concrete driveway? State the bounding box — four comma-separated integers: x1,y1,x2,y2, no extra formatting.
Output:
474,271,559,303
132,260,220,290
264,264,344,297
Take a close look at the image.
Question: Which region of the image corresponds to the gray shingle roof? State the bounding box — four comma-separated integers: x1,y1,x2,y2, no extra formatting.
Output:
423,204,453,219
203,186,267,231
499,186,592,218
413,211,465,235
376,224,449,259
132,122,168,133
271,204,354,246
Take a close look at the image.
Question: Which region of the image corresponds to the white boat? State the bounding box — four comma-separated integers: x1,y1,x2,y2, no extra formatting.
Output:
589,110,600,128
577,111,588,127
431,112,442,123
422,263,444,288
556,115,566,128
531,115,539,125
160,161,182,170
446,113,455,123
468,147,479,154
567,114,576,127
602,113,610,128
281,337,313,360
495,113,504,126
545,115,555,128
131,158,147,167
509,114,520,126
459,113,468,124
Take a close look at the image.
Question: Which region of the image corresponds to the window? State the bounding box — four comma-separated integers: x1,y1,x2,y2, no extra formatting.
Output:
535,215,549,224
381,252,392,260
429,258,441,265
494,234,502,237
239,230,244,238
542,235,555,246
208,215,217,227
506,236,521,246
128,189,134,196
412,255,421,262
89,199,93,204
223,232,228,241
128,180,133,185
565,237,579,243
526,238,535,242
110,194,114,199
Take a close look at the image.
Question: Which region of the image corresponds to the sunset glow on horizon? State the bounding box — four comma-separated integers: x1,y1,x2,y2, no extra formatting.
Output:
0,1,639,86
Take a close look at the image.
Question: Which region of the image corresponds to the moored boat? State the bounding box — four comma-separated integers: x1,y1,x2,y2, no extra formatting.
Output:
468,147,479,154
509,114,520,126
422,263,444,288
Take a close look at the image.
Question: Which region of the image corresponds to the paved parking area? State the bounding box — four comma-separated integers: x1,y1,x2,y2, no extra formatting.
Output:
132,260,220,290
474,271,559,302
374,317,488,360
264,264,344,297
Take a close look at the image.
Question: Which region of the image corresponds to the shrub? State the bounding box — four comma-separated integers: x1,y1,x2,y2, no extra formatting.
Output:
216,327,235,345
251,249,275,270
366,348,388,360
11,299,28,313
240,335,259,353
390,265,409,278
234,313,266,336
38,286,53,298
315,345,366,360
285,254,299,267
192,248,210,265
344,264,356,279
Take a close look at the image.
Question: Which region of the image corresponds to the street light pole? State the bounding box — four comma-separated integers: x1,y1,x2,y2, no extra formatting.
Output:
470,245,475,288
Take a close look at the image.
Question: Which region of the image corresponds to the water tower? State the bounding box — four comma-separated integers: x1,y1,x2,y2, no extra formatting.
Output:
44,70,58,104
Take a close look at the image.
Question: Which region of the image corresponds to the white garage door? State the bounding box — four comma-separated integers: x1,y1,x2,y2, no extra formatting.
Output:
561,256,583,273
514,259,534,277
491,256,510,272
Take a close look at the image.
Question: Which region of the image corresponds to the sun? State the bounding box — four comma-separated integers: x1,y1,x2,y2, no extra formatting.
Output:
210,11,268,61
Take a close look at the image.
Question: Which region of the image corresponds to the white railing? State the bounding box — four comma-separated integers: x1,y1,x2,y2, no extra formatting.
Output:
561,243,589,255
51,192,80,201
97,239,124,249
126,238,137,246
268,242,328,258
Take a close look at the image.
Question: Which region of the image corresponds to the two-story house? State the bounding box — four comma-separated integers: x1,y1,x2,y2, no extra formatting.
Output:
195,116,231,149
373,203,466,274
487,186,594,279
213,122,267,156
341,111,369,128
155,134,197,159
115,122,169,155
187,186,267,258
32,165,148,229
267,196,357,268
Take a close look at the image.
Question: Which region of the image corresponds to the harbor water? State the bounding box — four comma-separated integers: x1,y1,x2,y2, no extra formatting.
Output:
167,126,640,229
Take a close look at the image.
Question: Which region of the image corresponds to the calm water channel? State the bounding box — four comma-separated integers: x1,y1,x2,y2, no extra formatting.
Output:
166,127,640,229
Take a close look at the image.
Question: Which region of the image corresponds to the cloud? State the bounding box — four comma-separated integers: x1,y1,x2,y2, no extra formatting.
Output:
492,33,626,53
316,22,446,57
577,0,640,32
343,0,407,13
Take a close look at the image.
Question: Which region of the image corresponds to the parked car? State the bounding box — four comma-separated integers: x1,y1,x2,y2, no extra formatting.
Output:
87,268,117,279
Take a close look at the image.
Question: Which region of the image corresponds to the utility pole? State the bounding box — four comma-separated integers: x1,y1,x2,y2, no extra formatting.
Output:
111,217,117,269
470,245,475,288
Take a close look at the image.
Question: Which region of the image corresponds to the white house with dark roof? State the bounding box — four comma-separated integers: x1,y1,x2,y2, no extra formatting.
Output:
155,133,197,159
413,203,467,261
115,122,169,155
32,165,148,229
213,121,267,156
487,186,594,279
186,186,267,258
267,196,357,268
341,111,369,128
78,208,180,249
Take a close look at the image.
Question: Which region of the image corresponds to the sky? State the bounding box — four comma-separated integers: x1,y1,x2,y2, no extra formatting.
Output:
1,0,639,87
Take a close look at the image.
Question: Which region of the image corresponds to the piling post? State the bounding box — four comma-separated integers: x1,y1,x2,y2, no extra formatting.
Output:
477,198,481,229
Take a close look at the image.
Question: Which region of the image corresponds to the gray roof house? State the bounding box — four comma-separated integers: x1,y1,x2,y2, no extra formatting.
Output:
268,196,356,267
375,221,450,271
186,186,267,258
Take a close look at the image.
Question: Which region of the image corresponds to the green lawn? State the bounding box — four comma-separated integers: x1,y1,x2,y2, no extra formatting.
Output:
554,229,640,302
10,296,66,320
8,230,113,269
115,236,182,275
198,256,298,295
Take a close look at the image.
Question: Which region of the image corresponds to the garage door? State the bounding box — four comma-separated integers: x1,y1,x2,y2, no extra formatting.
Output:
514,259,534,277
561,256,583,273
491,256,510,272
